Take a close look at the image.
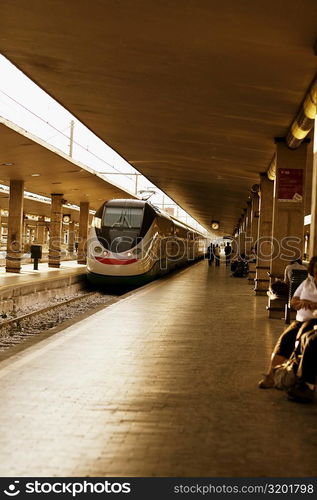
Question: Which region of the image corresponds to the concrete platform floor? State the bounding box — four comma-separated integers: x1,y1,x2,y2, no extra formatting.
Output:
0,260,316,477
0,260,86,289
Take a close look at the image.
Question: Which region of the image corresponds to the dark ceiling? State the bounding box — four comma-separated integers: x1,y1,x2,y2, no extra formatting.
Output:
1,0,317,233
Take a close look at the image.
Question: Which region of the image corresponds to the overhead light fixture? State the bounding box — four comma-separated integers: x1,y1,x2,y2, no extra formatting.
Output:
1,162,14,166
211,220,220,230
31,173,40,177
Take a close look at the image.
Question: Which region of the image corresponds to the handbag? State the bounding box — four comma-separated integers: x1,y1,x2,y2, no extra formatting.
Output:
273,358,297,390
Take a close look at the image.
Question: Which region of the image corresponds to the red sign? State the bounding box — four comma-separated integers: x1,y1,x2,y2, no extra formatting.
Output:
277,168,303,202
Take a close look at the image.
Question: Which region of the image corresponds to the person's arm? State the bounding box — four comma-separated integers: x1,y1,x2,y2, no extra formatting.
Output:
304,300,317,311
290,296,306,310
290,281,306,310
291,280,317,311
290,295,316,311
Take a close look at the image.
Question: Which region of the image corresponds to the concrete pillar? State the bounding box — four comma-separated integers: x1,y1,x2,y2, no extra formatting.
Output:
239,212,246,256
68,221,75,254
248,192,260,283
266,141,308,318
304,130,314,218
78,202,89,264
37,216,46,245
254,174,274,295
270,141,307,279
251,194,260,248
48,194,63,268
44,223,49,245
6,180,24,273
302,134,314,259
75,226,79,252
245,201,252,255
309,128,317,258
23,220,27,247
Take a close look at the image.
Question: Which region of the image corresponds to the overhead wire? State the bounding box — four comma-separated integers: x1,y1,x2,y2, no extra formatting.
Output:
0,88,129,175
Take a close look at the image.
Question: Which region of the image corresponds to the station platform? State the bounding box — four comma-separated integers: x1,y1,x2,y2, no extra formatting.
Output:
0,261,86,312
0,259,316,477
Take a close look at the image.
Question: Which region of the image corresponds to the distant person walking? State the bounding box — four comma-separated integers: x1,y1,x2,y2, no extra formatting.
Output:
206,244,214,266
224,242,232,266
214,244,220,267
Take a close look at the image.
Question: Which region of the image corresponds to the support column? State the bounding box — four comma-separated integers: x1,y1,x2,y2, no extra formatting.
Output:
6,180,24,273
270,141,307,278
48,194,63,268
37,216,46,245
267,141,308,318
309,127,317,258
78,202,89,264
68,220,75,254
245,200,252,256
23,219,27,251
254,174,274,295
248,191,260,283
238,211,246,256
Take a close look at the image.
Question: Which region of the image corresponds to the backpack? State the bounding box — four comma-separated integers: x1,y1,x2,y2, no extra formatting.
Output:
273,326,316,390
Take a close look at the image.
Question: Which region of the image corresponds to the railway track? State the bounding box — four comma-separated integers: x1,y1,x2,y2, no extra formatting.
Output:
0,291,116,352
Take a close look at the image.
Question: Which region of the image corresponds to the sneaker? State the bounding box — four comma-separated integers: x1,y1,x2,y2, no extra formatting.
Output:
287,381,314,403
258,374,274,389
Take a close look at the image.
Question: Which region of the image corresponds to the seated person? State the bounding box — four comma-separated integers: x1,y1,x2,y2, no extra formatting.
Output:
259,255,317,389
288,330,317,403
232,253,248,277
284,258,307,284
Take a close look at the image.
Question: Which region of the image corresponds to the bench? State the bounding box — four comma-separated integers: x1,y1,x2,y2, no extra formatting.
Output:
285,269,308,324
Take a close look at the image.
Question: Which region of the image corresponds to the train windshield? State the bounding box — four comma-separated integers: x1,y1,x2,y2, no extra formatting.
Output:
103,207,143,229
98,206,145,253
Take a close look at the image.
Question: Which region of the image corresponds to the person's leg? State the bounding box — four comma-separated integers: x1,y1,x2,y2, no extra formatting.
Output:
258,321,302,388
297,332,317,385
288,333,317,403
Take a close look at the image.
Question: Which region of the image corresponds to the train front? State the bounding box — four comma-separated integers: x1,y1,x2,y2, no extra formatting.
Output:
87,199,158,286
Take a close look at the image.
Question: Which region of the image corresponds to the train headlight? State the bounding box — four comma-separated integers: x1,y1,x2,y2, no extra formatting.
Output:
94,246,103,254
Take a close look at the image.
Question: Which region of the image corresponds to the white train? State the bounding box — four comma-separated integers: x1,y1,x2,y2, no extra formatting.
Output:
87,199,206,286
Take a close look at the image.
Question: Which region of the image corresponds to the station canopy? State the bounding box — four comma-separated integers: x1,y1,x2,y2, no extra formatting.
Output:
0,119,134,211
1,0,317,233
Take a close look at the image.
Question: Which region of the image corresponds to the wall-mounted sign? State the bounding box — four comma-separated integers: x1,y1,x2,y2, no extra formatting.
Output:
277,168,303,202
